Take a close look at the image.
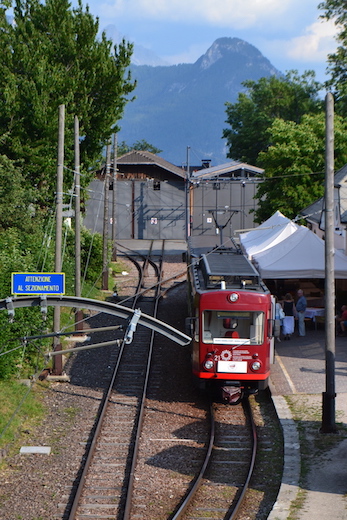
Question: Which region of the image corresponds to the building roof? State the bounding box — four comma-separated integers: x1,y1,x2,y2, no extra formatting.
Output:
117,150,186,179
301,163,347,224
190,160,264,180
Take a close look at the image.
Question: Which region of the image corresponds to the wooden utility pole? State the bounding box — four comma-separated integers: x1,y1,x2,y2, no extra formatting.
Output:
321,92,337,433
112,133,118,260
102,142,111,290
74,115,83,330
52,104,64,375
185,146,190,240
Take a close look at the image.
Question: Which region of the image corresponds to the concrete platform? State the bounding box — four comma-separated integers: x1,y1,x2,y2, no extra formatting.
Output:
116,239,187,256
268,327,347,520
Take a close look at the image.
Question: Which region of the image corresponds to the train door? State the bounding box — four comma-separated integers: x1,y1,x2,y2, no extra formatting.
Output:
270,295,276,364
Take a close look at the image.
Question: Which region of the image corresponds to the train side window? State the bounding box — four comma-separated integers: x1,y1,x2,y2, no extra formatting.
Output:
202,310,214,342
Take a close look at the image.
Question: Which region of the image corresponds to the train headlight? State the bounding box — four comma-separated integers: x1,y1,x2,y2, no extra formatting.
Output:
204,359,214,370
251,361,261,371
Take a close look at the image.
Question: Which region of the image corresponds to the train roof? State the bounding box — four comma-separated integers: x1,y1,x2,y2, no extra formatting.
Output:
188,236,268,292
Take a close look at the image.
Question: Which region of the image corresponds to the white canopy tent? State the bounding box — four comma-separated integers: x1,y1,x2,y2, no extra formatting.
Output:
239,210,298,259
252,225,347,279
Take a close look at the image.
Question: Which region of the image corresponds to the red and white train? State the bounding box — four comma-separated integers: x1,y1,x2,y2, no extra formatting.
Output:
186,237,275,404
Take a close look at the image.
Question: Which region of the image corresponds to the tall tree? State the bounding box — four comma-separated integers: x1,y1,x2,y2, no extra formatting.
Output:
223,71,323,165
0,0,136,205
254,113,347,222
0,155,36,232
319,0,347,115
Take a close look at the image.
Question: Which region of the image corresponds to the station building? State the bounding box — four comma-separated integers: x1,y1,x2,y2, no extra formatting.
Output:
83,151,264,241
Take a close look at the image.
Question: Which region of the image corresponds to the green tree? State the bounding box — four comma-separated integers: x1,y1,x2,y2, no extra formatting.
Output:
117,139,162,156
319,0,347,115
0,155,36,232
223,71,323,165
0,0,135,206
254,113,347,222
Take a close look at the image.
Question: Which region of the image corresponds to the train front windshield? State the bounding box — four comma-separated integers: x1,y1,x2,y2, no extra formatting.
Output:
202,310,264,345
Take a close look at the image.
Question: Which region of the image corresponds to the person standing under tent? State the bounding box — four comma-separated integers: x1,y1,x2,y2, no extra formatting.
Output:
282,293,296,340
296,289,307,337
274,296,285,342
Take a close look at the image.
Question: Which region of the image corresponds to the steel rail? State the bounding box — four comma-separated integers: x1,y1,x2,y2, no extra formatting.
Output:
68,240,160,520
67,323,128,520
226,396,258,520
170,399,215,519
122,239,165,520
170,395,257,520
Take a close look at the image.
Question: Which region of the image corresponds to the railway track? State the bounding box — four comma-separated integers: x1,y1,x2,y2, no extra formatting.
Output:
67,240,166,520
171,397,257,520
128,389,258,520
67,241,264,520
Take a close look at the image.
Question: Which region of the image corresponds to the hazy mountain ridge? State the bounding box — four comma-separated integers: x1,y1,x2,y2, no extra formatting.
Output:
116,37,280,165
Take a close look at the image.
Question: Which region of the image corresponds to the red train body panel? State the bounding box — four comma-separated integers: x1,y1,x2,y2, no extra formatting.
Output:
186,237,274,403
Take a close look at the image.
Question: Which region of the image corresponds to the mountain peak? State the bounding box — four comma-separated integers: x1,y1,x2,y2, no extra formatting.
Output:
196,37,271,70
119,37,280,164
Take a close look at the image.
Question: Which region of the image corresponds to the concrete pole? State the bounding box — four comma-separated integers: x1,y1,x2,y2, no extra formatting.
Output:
102,142,111,290
112,133,118,260
74,116,83,331
185,146,190,240
321,92,337,433
52,104,64,375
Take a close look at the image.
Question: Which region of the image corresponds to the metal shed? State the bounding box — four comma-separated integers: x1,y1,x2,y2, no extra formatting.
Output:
84,151,187,240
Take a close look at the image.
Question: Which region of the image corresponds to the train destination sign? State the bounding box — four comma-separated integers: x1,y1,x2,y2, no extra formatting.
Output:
11,273,65,295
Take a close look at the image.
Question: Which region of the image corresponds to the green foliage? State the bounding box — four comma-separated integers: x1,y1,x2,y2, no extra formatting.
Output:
0,225,53,380
0,0,135,207
319,0,347,116
61,225,104,288
254,113,347,222
0,308,50,380
0,154,36,232
80,227,104,285
223,71,323,165
117,139,162,156
0,0,136,382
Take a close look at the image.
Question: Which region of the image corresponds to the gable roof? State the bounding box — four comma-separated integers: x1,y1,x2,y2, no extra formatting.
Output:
117,150,186,179
190,160,264,180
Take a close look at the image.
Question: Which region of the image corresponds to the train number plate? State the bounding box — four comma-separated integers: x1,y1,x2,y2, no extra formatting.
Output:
217,361,248,373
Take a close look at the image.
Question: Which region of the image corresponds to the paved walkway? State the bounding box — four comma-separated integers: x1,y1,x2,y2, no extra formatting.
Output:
268,327,347,520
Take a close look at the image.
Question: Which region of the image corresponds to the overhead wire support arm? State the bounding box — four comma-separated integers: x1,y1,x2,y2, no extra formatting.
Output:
124,308,141,344
5,297,14,323
40,295,48,321
0,296,191,346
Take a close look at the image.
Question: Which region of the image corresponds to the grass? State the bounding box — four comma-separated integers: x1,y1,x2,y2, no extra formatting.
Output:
0,380,45,453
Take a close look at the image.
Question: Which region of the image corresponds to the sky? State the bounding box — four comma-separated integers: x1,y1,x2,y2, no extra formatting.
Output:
75,0,339,83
